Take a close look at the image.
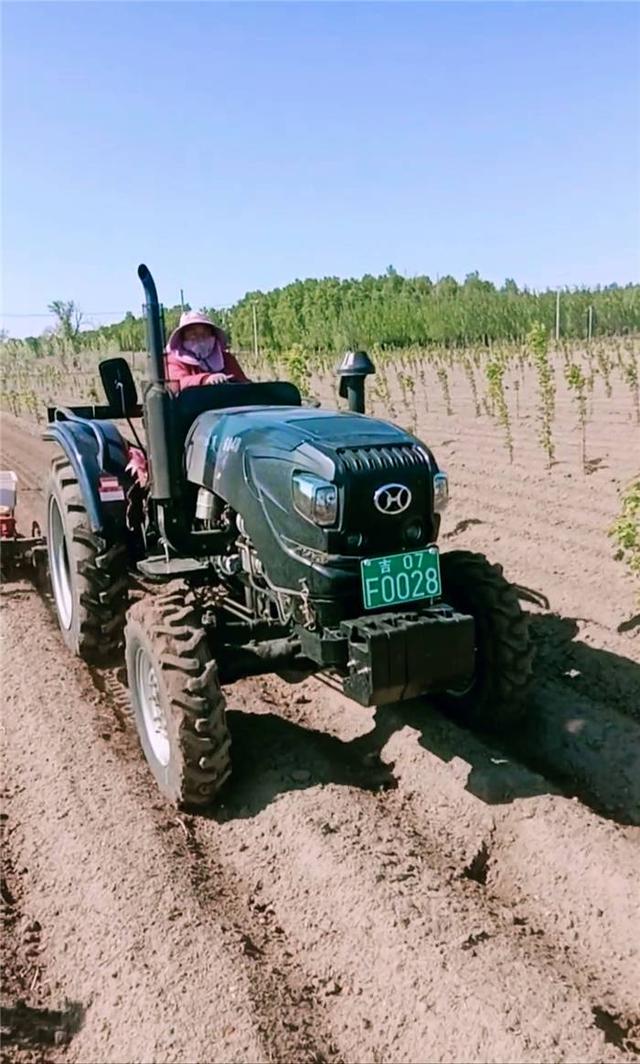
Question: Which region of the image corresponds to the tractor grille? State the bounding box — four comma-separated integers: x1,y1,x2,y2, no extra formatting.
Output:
331,441,436,553
336,443,431,475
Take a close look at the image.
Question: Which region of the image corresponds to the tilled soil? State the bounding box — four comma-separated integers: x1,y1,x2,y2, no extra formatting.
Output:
1,371,639,1064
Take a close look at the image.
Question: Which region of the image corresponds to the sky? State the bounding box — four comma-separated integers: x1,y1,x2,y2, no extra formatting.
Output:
1,1,639,338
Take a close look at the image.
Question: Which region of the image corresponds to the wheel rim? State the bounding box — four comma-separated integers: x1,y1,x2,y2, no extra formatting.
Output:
134,646,170,767
48,495,73,630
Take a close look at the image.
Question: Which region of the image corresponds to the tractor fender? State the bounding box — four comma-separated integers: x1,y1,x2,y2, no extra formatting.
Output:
43,418,130,534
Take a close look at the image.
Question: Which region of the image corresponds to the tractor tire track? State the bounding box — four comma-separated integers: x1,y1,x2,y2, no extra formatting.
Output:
2,588,341,1064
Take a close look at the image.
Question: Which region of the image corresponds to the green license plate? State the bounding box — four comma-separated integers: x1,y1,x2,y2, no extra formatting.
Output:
361,548,441,610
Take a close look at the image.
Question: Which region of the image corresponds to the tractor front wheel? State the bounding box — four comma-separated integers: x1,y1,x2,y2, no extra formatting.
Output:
433,550,534,730
125,590,232,807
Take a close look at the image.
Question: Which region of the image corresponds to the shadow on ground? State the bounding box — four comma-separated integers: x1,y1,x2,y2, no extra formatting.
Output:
529,612,640,721
217,609,640,826
1,999,85,1051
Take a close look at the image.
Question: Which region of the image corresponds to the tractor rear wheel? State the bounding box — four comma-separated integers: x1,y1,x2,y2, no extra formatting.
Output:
46,455,128,663
433,549,534,730
125,589,231,808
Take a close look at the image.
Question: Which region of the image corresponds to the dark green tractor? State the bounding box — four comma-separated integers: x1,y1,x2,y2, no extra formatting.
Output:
43,265,533,806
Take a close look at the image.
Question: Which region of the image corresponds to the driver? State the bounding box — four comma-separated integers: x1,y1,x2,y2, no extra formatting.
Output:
165,310,248,391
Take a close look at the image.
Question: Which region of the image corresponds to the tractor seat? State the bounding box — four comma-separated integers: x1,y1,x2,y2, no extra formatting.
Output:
96,358,301,451
170,380,301,450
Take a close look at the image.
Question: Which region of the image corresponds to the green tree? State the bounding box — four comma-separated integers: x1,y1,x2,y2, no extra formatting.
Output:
47,300,83,340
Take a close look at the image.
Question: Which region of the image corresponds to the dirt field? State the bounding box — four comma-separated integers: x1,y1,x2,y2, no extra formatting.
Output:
1,356,639,1064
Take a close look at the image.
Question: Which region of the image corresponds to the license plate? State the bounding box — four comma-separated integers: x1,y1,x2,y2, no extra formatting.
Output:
361,548,441,610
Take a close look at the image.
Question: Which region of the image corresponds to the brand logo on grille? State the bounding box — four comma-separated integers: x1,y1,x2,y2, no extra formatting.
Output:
373,483,412,515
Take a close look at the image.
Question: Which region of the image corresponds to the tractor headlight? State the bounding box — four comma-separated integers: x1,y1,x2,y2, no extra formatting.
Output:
433,472,449,513
292,473,338,527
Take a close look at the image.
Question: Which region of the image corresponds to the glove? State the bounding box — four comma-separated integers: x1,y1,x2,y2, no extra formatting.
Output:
206,372,232,385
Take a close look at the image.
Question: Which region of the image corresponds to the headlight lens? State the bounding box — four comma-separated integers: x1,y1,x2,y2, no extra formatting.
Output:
433,471,449,513
292,473,339,526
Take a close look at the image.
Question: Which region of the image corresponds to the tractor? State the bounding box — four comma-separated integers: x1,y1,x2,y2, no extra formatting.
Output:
39,264,532,806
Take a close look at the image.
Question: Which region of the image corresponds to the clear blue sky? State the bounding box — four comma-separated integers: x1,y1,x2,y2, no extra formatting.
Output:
2,1,639,338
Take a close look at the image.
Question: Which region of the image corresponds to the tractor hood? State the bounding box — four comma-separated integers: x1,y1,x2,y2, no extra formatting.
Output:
184,404,441,610
185,404,426,481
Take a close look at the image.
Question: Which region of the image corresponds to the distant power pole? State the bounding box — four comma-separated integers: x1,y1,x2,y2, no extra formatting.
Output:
587,305,593,341
180,289,185,311
252,301,259,357
555,290,561,341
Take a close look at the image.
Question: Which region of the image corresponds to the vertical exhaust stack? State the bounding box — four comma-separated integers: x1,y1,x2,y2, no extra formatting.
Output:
137,264,165,384
137,263,175,504
338,350,375,414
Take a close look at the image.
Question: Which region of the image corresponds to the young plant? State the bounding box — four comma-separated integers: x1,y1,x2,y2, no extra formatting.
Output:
435,361,453,416
471,346,483,370
622,352,640,425
609,477,640,593
462,354,481,417
595,342,613,399
584,345,596,415
528,321,556,468
24,389,41,423
282,344,311,398
397,370,417,432
565,362,588,472
372,369,397,420
415,355,429,413
512,371,521,420
395,365,408,405
485,353,513,461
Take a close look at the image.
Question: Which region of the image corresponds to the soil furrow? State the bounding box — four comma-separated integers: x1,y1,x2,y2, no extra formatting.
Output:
228,674,640,1015
2,398,638,1064
1,589,336,1064
204,784,634,1064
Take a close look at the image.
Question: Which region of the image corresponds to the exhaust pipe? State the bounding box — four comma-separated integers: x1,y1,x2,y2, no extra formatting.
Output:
137,264,165,384
137,263,223,560
137,263,176,504
337,350,375,414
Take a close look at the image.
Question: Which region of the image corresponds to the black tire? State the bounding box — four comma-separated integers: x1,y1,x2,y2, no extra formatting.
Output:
124,589,231,808
45,455,128,664
433,549,534,729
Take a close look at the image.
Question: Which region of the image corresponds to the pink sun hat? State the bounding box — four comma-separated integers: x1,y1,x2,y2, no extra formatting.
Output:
165,310,228,353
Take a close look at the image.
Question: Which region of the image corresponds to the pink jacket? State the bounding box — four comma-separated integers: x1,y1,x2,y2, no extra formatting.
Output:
166,345,248,391
164,310,249,392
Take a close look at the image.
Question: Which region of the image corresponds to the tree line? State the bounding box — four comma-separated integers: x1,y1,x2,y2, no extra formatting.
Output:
8,269,640,358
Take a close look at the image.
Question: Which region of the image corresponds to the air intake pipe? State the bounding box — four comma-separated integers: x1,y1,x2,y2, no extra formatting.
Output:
337,350,375,414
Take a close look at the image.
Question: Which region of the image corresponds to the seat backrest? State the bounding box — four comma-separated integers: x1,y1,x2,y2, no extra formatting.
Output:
170,380,302,451
99,357,140,416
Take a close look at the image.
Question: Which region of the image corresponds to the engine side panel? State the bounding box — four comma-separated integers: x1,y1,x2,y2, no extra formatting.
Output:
184,406,441,621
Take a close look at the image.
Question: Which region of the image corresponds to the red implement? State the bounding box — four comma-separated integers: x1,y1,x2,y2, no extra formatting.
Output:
0,470,47,581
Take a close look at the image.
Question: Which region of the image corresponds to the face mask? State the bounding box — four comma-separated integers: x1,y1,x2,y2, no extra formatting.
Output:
183,338,215,360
